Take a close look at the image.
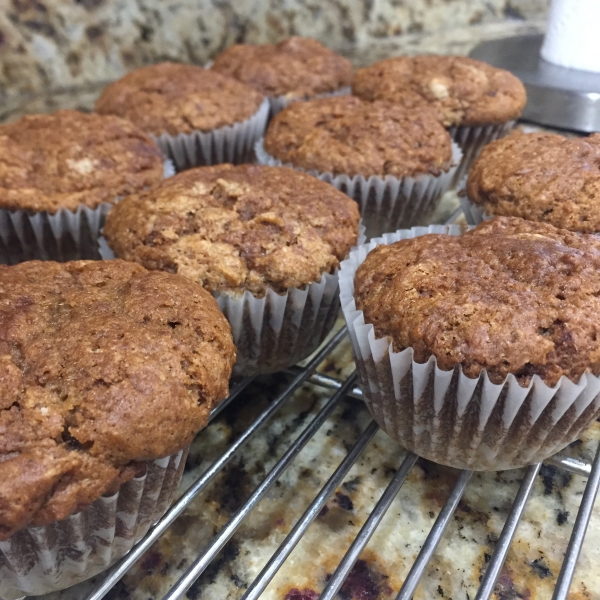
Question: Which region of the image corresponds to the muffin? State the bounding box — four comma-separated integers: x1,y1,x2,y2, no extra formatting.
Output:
102,164,360,375
464,131,600,233
256,95,460,239
340,216,600,471
0,259,235,597
95,62,270,170
0,109,167,264
352,55,526,181
211,36,353,116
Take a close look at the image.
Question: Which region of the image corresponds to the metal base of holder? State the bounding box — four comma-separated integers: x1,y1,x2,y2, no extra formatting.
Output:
469,34,600,133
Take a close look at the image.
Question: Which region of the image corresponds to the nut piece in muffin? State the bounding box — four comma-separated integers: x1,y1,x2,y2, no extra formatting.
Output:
95,62,264,137
104,164,360,296
211,36,352,99
0,110,164,214
263,95,453,178
354,216,600,387
467,131,600,234
0,259,235,540
352,55,526,128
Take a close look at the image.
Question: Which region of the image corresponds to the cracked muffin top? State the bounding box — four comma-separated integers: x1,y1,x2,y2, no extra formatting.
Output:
352,55,526,127
467,131,600,233
0,259,235,539
95,62,264,136
211,36,352,98
0,110,164,213
262,95,453,178
103,164,360,296
354,216,600,387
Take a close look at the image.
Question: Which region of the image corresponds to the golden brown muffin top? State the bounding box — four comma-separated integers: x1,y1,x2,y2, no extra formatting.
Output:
352,55,526,127
467,131,600,234
104,164,360,296
95,62,264,136
263,95,453,178
211,36,353,98
0,259,235,539
0,110,164,214
354,217,600,387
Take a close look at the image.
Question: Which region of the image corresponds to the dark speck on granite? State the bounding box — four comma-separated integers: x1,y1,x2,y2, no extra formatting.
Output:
335,492,354,511
529,557,552,579
539,465,572,496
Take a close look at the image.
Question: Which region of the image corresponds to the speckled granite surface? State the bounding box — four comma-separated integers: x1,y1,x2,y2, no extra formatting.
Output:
0,0,548,100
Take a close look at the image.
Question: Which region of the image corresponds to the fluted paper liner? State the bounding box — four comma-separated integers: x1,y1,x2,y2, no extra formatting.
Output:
0,160,175,265
459,195,489,226
449,120,516,186
154,98,270,171
255,139,462,240
340,225,600,471
0,448,188,599
268,87,351,117
99,224,365,376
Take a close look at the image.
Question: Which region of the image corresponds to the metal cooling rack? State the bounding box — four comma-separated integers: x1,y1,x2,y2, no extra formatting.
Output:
23,206,600,600
49,324,597,600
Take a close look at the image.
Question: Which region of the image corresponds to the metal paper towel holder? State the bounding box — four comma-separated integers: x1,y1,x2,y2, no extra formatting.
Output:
469,34,600,133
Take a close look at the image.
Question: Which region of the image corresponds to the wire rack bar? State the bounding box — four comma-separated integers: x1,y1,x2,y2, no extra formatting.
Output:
395,469,473,600
68,324,599,600
319,452,419,600
475,463,541,600
161,371,359,600
240,420,380,600
82,327,349,600
552,442,600,600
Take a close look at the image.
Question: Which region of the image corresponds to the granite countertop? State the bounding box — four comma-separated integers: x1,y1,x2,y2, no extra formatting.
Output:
11,15,600,600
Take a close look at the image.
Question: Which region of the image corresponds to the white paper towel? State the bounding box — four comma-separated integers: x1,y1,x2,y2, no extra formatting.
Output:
541,0,600,73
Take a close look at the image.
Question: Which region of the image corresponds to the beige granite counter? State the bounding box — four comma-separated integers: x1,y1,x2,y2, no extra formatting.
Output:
0,0,548,101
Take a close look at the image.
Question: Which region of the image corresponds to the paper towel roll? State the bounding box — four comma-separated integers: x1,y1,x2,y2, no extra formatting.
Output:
541,0,600,73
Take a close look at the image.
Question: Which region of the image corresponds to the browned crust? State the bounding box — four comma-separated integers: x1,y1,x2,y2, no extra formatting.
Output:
0,259,235,539
95,62,264,136
263,95,452,178
467,131,600,233
354,216,600,387
211,36,352,98
104,164,360,296
352,55,526,127
0,110,164,214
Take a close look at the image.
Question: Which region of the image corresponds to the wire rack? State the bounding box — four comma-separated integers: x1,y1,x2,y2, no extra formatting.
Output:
40,323,598,600
24,210,600,600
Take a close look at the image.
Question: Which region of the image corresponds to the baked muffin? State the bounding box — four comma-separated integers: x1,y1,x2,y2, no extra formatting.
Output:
465,131,600,233
0,259,235,597
340,216,600,470
352,55,526,181
103,164,360,374
0,109,165,263
257,95,459,238
95,62,269,170
211,37,352,115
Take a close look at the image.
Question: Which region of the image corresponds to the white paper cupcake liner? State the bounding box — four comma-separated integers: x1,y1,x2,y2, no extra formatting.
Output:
0,447,188,599
99,224,365,376
154,98,270,171
216,274,340,376
449,120,516,185
459,194,489,226
268,86,351,117
255,139,462,241
0,160,175,265
340,225,600,471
